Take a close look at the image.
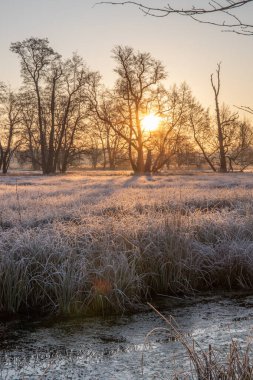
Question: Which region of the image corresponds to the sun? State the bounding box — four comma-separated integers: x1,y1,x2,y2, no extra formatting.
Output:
142,114,161,132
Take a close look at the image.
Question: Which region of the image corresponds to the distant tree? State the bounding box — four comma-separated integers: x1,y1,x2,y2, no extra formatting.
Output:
87,114,127,169
101,1,253,35
10,38,60,174
227,119,253,171
88,46,166,174
189,78,253,172
19,90,41,170
52,54,93,173
0,85,23,174
88,52,200,173
85,144,103,169
113,45,167,173
169,135,196,168
188,100,217,171
11,38,93,174
148,83,193,172
211,63,231,172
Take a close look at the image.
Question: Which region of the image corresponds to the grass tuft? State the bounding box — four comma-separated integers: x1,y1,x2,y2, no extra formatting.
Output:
1,172,253,316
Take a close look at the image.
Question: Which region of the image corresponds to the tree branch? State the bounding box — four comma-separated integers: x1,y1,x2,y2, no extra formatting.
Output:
98,1,253,35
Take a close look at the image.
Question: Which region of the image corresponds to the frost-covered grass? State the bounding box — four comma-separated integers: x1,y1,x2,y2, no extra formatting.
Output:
1,171,253,316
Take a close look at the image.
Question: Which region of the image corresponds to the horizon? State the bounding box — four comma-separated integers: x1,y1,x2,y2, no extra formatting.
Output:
0,0,253,117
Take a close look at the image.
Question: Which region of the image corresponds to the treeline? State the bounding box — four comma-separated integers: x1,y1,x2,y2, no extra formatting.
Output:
0,37,252,174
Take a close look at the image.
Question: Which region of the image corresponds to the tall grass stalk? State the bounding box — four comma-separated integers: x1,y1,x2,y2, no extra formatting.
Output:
147,303,253,380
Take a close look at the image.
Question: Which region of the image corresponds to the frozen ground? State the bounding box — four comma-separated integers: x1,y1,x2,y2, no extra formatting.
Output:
0,171,253,315
1,170,253,228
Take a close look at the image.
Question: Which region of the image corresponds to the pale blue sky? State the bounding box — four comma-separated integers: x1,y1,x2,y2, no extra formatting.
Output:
0,0,252,113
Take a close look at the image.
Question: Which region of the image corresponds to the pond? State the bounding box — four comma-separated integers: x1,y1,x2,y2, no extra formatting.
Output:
0,294,253,379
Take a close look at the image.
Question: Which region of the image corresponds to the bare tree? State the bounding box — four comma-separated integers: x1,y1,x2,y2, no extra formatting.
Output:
100,1,253,35
188,100,217,171
189,83,252,172
11,38,93,174
211,63,229,172
0,85,23,174
88,46,166,174
50,54,93,173
18,90,41,170
87,115,127,169
10,38,60,174
88,53,199,173
226,119,253,170
84,139,103,169
148,83,193,172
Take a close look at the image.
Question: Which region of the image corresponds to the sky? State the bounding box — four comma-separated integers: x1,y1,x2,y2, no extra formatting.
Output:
0,0,252,116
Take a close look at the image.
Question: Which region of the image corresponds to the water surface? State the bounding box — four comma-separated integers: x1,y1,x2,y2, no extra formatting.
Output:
1,294,253,379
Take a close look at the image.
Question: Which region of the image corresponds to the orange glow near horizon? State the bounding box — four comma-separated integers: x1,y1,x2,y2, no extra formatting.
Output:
142,114,161,132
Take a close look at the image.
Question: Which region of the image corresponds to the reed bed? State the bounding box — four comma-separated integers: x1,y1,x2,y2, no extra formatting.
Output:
0,171,253,316
147,303,253,380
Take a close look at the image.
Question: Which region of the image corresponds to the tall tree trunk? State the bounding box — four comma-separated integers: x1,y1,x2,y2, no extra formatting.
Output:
144,149,152,173
2,160,8,174
35,83,47,174
135,108,145,174
211,63,227,173
135,149,145,174
47,76,57,174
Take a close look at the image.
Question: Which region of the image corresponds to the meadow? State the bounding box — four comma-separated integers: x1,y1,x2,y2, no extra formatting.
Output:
1,171,253,317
